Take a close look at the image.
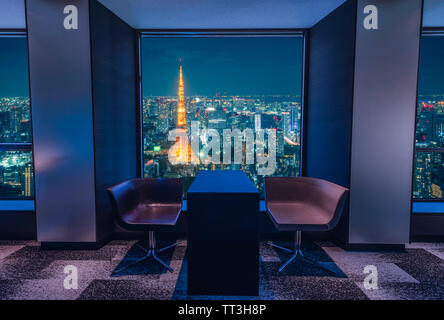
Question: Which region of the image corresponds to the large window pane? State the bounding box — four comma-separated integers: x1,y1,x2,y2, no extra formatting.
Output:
414,34,444,200
141,36,304,192
0,37,31,143
0,35,33,199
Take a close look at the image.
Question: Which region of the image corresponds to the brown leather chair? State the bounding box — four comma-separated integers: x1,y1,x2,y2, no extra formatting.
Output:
107,178,183,273
265,176,348,272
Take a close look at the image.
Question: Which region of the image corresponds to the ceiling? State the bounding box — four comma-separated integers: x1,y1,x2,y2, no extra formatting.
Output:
0,0,26,29
97,0,346,29
423,0,444,27
0,0,443,30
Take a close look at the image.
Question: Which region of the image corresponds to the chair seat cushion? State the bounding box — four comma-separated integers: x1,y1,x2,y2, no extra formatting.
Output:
267,202,331,232
122,203,181,226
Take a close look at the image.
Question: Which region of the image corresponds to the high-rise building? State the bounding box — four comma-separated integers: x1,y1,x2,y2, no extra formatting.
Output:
25,165,31,197
208,107,226,130
281,111,290,134
254,114,261,131
148,101,159,117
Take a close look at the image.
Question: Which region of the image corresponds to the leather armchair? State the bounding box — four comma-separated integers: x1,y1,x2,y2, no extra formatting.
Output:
265,176,348,272
107,178,183,272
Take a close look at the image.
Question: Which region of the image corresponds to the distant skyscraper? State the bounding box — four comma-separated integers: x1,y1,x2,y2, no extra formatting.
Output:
25,165,31,197
149,101,159,117
254,114,261,131
282,111,290,134
290,106,298,131
277,129,284,157
208,107,226,129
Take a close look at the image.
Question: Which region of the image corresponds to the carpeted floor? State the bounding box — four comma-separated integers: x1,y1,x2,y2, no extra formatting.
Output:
0,240,443,300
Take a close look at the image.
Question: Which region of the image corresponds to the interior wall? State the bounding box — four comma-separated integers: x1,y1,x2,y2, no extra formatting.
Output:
89,0,138,239
349,0,423,244
305,0,357,243
26,0,97,242
0,212,35,239
306,0,423,246
305,0,356,188
412,213,444,238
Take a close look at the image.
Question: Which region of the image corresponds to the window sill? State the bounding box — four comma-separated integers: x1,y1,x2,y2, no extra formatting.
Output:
412,201,444,214
0,200,35,212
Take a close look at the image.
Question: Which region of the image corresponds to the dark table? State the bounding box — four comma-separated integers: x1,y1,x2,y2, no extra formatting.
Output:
187,170,259,296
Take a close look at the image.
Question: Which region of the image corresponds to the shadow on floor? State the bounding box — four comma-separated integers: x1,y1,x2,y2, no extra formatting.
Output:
264,240,347,278
111,240,175,277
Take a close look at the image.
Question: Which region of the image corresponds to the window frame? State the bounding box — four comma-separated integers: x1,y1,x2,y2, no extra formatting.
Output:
0,31,35,204
136,29,308,187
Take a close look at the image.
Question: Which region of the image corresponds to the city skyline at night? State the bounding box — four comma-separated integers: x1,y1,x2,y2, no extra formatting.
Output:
0,36,33,199
0,34,443,199
141,36,304,192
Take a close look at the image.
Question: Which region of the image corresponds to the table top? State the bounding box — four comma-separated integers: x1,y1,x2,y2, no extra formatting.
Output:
187,170,258,194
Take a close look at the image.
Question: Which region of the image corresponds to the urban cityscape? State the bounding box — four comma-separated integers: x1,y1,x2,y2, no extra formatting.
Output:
0,87,442,199
141,62,444,198
0,90,442,199
0,96,33,198
142,90,302,192
414,94,444,199
0,33,442,199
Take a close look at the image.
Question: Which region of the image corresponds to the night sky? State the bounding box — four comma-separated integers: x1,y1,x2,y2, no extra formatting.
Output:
141,36,304,97
0,37,29,97
0,35,443,98
418,35,444,96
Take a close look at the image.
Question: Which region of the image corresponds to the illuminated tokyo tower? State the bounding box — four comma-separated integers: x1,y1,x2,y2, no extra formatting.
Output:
170,61,198,165
177,63,186,127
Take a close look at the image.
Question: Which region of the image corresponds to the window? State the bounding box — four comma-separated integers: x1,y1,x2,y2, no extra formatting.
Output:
140,33,304,192
0,34,34,199
414,32,444,200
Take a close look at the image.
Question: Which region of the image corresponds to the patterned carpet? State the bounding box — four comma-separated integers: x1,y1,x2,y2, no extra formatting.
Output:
0,239,443,300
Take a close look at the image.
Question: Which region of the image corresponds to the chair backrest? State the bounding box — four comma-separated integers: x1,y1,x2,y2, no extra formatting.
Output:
107,178,183,228
132,178,183,204
265,176,349,229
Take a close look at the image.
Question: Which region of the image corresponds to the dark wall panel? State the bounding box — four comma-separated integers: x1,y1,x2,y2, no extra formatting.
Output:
305,0,357,244
89,0,138,239
349,0,422,244
26,0,97,242
305,0,356,188
412,213,444,237
0,212,36,240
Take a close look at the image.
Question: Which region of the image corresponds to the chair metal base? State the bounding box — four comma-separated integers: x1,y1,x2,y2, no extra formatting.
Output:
268,231,337,274
114,231,181,274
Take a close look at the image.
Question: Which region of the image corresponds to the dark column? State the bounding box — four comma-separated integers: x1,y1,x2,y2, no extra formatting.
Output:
89,0,138,240
305,0,423,246
26,0,137,244
305,0,357,244
26,0,97,242
349,0,422,245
